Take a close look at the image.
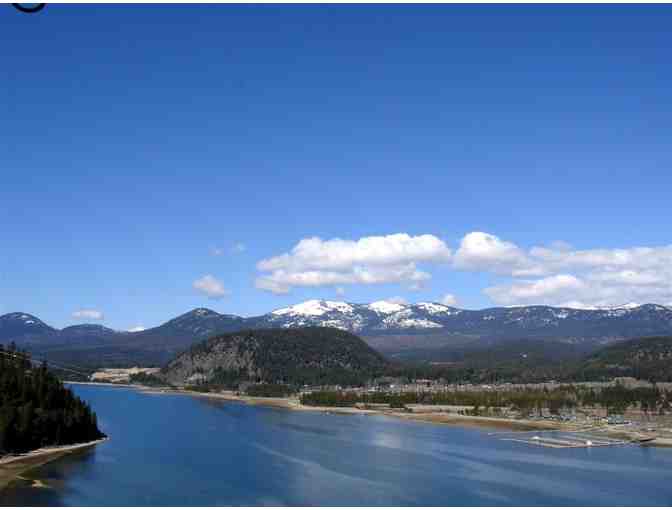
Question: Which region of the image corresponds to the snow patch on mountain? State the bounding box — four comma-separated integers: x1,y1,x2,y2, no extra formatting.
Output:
272,300,354,317
415,302,462,315
367,301,406,314
381,317,443,329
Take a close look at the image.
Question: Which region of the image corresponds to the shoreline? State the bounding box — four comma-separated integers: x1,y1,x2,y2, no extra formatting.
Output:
71,383,549,430
64,381,149,389
67,382,671,446
138,387,564,432
138,387,672,442
0,438,108,492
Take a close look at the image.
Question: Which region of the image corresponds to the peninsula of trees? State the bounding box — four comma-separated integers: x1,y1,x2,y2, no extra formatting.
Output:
0,344,105,455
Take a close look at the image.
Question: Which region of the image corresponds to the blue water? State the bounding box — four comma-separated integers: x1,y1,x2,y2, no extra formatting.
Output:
2,384,672,506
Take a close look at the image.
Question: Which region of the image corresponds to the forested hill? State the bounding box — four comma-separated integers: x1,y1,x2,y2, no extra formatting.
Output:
0,343,105,455
392,336,672,385
578,336,672,382
161,327,389,388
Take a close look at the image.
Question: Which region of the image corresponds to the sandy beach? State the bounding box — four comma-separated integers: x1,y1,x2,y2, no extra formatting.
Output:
0,439,107,492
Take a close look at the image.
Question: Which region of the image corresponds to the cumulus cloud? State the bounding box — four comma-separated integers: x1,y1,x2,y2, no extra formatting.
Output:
256,233,450,294
440,293,458,306
529,245,672,275
256,230,672,308
451,231,672,308
407,281,426,291
231,242,246,253
193,274,228,299
211,243,246,256
453,232,534,275
256,264,430,294
258,234,451,272
485,274,585,305
72,309,104,321
485,270,672,308
128,325,146,333
587,270,663,287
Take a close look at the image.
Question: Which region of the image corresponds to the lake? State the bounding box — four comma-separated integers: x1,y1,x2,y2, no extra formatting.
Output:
2,384,672,506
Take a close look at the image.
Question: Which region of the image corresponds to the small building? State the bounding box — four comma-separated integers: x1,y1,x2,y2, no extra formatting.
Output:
607,415,630,425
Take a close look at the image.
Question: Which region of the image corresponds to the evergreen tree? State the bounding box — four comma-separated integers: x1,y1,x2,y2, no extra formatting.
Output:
0,344,105,455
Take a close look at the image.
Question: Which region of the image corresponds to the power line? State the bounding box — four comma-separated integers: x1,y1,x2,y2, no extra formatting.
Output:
0,349,92,378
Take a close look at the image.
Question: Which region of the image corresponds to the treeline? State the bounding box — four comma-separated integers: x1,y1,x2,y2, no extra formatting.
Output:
0,344,105,455
383,361,670,387
382,363,573,386
300,385,672,416
300,388,575,411
385,337,672,385
246,384,294,398
128,372,171,387
580,385,670,415
578,336,672,383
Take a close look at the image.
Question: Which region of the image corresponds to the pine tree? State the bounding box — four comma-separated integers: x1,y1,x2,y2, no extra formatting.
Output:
0,347,105,455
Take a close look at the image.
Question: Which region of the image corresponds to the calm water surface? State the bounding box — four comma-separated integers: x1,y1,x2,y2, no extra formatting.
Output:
2,384,672,506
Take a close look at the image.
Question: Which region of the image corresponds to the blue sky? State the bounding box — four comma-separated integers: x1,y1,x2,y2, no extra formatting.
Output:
2,5,672,330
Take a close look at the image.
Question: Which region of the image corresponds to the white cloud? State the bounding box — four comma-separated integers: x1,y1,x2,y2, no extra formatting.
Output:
231,242,246,253
587,270,663,287
72,309,104,321
407,281,425,291
529,245,672,275
485,274,585,305
256,264,430,295
259,234,451,272
440,293,458,306
485,271,672,308
211,243,246,256
128,325,146,332
386,296,408,305
450,231,672,308
256,233,449,294
193,274,228,299
335,287,346,297
453,232,535,275
256,230,672,308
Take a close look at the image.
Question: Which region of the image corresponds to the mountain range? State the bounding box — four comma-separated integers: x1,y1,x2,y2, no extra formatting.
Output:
2,300,672,367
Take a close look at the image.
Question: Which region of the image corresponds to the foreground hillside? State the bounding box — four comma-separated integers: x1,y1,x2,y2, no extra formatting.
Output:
0,345,105,455
161,327,388,387
3,301,672,367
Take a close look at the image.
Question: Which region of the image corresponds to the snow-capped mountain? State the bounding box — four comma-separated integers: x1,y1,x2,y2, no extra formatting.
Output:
250,299,672,339
258,299,461,331
4,301,671,343
2,301,672,366
0,312,57,340
60,324,118,337
264,300,376,331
